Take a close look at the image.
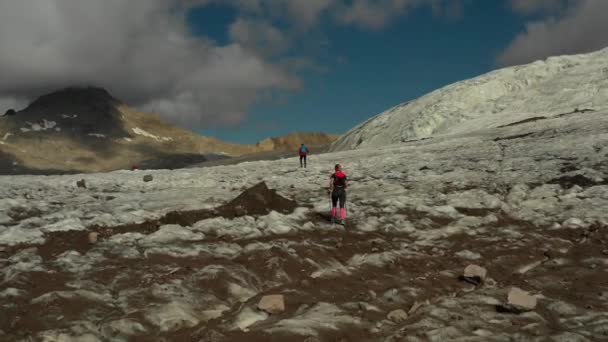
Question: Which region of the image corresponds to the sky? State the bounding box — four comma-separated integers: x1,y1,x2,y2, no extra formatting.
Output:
1,0,608,144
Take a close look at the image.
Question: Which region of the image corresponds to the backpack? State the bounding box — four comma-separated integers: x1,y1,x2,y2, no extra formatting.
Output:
300,145,307,153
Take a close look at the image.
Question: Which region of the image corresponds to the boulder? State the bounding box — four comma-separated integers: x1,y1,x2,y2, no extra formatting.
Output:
507,287,537,311
460,264,487,285
387,309,408,323
497,287,538,314
258,294,285,314
76,179,86,188
88,232,99,244
143,175,153,182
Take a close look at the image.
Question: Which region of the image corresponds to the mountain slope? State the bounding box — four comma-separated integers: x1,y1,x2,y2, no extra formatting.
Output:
255,132,339,152
0,87,260,174
331,47,608,151
0,88,337,174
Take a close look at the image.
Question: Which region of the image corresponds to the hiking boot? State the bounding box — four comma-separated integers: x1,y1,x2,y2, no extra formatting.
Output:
337,219,345,225
330,216,336,224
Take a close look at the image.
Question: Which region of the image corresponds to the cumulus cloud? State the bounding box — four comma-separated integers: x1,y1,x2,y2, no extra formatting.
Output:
0,0,464,128
229,18,289,57
336,0,444,30
0,0,298,128
285,0,335,30
500,0,608,66
509,0,571,15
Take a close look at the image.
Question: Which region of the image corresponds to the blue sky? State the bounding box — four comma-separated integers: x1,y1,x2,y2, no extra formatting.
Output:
190,1,541,143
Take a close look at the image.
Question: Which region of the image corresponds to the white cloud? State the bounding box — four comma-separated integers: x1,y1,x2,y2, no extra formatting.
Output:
509,0,571,15
0,0,297,128
0,0,463,128
335,0,417,30
499,0,608,66
229,18,289,56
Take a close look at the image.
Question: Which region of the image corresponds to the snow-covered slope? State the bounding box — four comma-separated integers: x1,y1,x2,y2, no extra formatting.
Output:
1,107,608,340
331,47,608,151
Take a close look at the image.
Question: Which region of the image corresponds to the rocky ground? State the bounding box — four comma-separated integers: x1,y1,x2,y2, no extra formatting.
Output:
1,109,607,341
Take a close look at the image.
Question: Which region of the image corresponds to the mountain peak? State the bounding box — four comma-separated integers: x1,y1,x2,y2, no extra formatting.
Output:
26,86,119,112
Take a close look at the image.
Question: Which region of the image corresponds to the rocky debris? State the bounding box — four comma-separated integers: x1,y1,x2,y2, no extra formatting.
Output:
549,174,603,189
257,294,285,315
459,264,487,286
76,179,86,188
408,301,427,315
216,181,297,217
143,174,153,182
88,232,98,244
7,206,42,221
387,309,408,323
497,287,538,314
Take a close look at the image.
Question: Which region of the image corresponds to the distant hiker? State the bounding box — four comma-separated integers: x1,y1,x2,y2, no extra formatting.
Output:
299,143,309,168
329,164,347,225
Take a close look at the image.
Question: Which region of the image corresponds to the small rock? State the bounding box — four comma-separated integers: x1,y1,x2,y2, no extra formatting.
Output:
258,295,285,314
549,222,562,230
88,232,99,244
143,175,153,182
506,287,537,312
460,264,487,285
387,309,408,323
562,218,585,229
358,302,379,312
408,301,426,315
76,179,86,188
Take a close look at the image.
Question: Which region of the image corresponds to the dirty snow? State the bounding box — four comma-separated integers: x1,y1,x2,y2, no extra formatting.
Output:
132,127,173,142
1,51,608,341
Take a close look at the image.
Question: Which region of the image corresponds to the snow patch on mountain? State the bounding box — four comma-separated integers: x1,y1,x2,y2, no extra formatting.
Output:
20,119,58,133
132,127,173,142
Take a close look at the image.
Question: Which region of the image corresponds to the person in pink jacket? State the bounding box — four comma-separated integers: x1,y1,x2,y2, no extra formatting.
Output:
328,164,347,225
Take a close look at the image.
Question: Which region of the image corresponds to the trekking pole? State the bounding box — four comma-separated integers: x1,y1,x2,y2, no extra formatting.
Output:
328,191,332,223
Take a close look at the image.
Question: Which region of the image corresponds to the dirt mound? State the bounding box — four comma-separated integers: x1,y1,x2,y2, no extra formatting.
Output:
160,181,297,227
216,181,297,217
